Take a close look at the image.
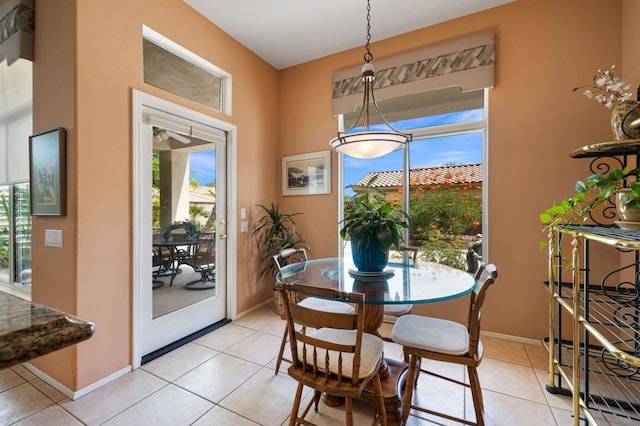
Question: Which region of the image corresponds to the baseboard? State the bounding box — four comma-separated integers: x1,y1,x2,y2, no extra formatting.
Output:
481,330,542,346
23,363,132,400
235,297,274,319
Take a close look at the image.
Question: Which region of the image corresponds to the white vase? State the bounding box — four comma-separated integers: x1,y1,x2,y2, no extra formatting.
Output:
615,189,640,222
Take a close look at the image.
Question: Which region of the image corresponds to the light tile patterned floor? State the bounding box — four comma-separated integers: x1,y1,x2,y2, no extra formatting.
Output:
0,305,573,425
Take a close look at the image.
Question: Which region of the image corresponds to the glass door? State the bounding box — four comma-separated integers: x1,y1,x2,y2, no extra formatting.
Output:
138,115,227,359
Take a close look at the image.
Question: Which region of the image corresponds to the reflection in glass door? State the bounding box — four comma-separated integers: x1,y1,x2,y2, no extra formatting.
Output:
151,135,219,317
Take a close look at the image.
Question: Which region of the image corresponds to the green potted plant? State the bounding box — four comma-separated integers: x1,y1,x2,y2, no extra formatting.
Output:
340,183,409,272
252,203,308,278
540,167,640,228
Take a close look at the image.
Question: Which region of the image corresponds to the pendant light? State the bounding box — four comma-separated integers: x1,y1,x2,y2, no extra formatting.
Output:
330,0,412,159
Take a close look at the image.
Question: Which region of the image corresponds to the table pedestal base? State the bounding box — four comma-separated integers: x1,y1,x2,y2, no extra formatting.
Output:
322,357,408,425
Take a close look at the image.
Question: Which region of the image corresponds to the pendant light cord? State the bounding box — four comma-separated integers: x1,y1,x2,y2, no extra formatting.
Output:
364,0,373,63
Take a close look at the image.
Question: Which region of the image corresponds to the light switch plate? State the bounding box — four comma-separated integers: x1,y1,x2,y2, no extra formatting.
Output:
45,229,63,247
240,221,249,232
240,208,246,219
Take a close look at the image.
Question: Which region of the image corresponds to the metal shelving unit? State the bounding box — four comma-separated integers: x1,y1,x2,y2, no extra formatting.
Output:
547,138,640,425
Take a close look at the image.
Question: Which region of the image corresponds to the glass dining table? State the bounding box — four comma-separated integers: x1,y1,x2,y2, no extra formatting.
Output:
276,256,477,424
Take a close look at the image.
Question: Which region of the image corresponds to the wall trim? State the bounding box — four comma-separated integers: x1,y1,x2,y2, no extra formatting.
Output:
481,330,542,346
23,363,131,400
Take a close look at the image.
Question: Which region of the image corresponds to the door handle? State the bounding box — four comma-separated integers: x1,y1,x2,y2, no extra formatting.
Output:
219,234,227,240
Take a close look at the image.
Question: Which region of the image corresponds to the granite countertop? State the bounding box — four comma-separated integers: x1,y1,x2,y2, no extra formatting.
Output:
0,292,95,369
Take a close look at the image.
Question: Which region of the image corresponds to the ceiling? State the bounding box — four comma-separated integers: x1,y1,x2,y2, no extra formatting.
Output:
184,0,516,70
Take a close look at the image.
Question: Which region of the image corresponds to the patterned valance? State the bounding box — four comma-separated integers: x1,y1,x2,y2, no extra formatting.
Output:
332,30,494,115
0,0,34,65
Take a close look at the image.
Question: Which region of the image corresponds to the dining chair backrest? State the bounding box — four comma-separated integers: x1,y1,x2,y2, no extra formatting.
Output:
467,263,497,359
396,245,418,265
272,247,308,274
274,281,365,386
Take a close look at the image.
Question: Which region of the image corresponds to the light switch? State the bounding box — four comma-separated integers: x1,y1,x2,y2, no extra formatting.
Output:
45,229,63,247
240,221,249,232
240,208,247,219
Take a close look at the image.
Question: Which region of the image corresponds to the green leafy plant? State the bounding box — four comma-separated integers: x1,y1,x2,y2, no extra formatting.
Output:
340,183,409,252
252,203,308,278
539,167,640,269
540,167,640,233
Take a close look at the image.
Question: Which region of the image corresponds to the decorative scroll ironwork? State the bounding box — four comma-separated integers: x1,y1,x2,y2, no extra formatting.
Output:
601,262,640,305
586,156,627,225
600,347,640,378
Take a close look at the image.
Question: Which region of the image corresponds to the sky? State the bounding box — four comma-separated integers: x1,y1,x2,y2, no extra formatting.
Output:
188,109,484,191
189,150,216,186
344,109,484,195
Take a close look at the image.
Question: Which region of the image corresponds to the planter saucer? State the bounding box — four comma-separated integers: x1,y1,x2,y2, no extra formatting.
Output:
348,268,395,278
615,220,640,231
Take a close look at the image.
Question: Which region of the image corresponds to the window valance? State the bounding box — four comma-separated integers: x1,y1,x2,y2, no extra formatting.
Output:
0,0,34,65
332,30,494,115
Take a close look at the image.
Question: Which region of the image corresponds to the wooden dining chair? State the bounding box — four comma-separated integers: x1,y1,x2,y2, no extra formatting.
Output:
274,282,387,426
391,263,498,426
272,248,354,375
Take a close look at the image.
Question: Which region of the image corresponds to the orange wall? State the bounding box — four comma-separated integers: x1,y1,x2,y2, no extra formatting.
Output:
278,0,627,339
31,0,279,389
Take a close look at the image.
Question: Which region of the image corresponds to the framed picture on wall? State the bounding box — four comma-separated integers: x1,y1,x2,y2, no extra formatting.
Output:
282,150,331,196
29,128,67,216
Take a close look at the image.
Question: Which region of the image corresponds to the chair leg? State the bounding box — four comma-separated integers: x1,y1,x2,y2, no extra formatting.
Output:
345,397,353,426
372,373,387,426
289,382,304,426
313,390,321,412
468,366,484,426
275,327,288,375
402,354,420,424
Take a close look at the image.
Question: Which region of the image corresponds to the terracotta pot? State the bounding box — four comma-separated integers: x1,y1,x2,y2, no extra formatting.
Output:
615,189,640,222
611,101,640,141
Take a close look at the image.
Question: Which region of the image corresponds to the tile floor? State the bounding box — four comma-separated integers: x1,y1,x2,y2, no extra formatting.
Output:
0,304,575,425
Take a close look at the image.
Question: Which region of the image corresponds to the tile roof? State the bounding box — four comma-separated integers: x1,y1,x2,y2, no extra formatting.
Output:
189,186,216,204
357,163,482,188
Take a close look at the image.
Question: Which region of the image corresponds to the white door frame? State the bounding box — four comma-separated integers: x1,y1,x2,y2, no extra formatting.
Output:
131,89,238,369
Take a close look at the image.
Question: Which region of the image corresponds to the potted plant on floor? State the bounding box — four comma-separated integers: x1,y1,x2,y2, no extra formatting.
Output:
341,183,409,273
252,203,308,278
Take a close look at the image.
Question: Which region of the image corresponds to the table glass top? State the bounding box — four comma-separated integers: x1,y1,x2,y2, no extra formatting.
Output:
276,257,476,305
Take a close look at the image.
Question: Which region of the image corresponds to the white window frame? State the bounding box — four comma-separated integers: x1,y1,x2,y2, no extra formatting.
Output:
338,88,489,259
142,26,232,116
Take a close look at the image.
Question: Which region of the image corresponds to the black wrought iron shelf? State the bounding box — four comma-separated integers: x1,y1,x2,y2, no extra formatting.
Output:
547,140,640,425
548,224,640,425
545,338,640,424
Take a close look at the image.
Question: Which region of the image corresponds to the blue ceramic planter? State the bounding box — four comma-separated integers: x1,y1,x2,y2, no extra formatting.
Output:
351,239,389,272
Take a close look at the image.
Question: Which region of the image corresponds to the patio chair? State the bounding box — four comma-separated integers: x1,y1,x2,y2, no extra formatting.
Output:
275,281,387,426
184,232,216,290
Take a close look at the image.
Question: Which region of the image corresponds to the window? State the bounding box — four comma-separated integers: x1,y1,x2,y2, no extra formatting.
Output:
142,26,231,114
0,184,31,292
0,58,33,296
341,88,487,269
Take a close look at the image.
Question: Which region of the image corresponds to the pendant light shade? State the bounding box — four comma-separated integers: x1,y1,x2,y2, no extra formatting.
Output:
330,1,411,159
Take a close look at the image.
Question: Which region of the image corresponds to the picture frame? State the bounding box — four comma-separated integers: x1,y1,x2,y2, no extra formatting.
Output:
29,128,67,216
282,150,331,196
